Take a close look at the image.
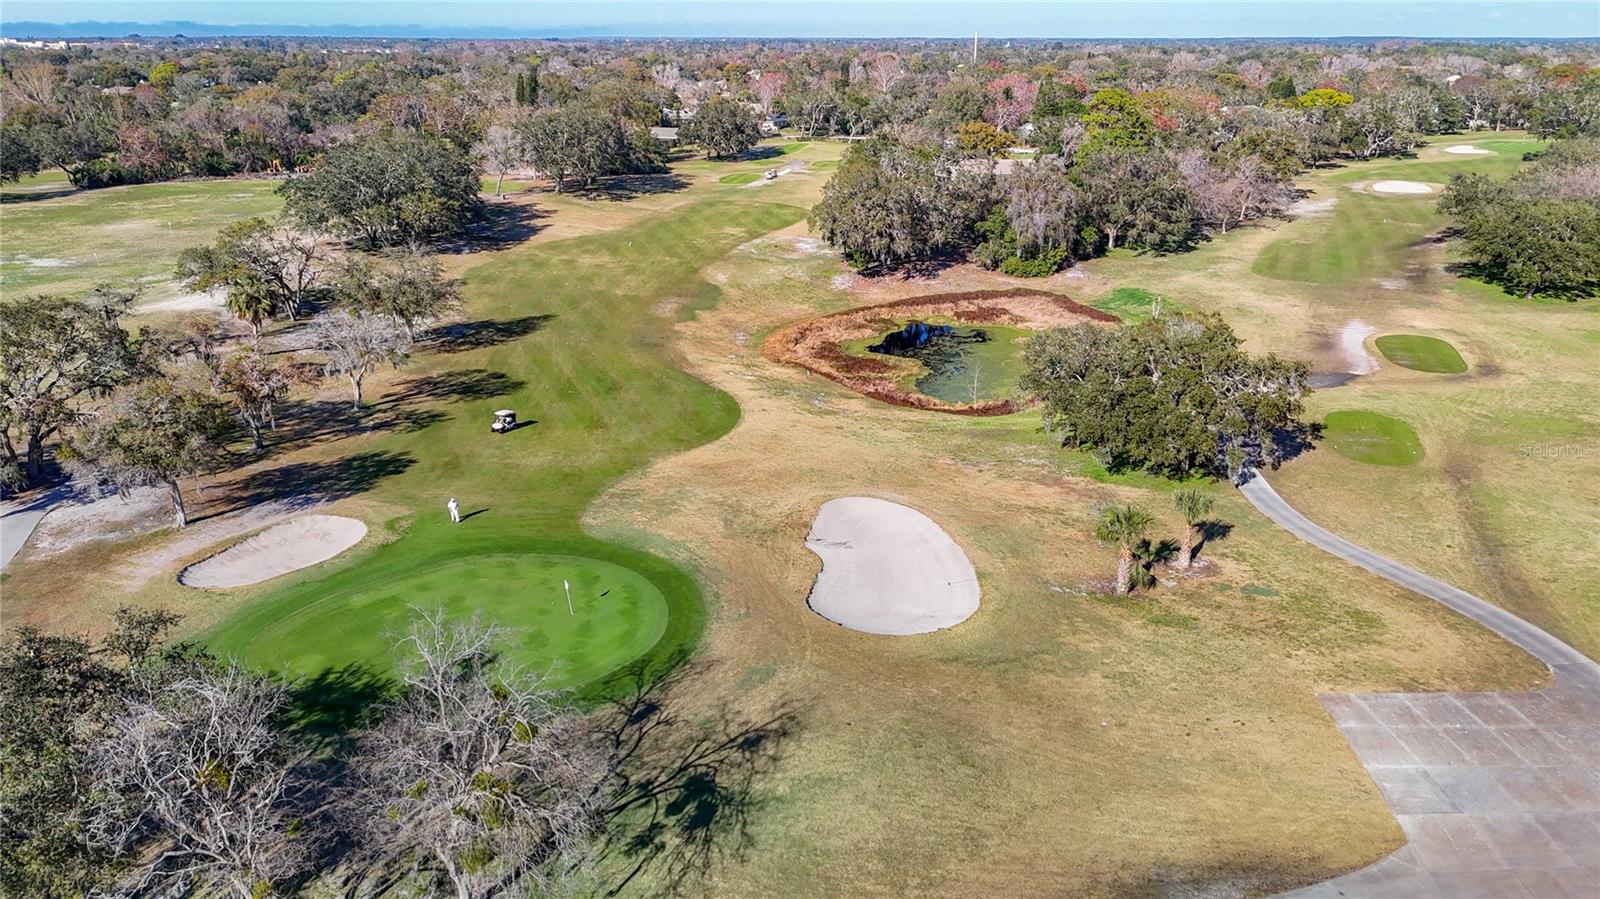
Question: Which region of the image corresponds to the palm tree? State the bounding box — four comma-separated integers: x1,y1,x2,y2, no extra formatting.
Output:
226,274,277,336
1095,504,1154,595
1172,489,1214,570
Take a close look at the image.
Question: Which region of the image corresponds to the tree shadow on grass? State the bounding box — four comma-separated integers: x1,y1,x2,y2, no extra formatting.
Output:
379,368,526,407
576,173,690,202
424,315,553,354
596,661,803,897
432,201,551,254
199,450,416,519
283,662,397,754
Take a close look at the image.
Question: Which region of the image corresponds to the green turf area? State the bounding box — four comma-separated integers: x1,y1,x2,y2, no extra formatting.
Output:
0,176,281,300
1090,286,1182,322
810,159,839,170
1322,410,1425,466
719,172,762,184
1374,334,1468,373
206,553,667,684
777,142,807,154
205,190,809,697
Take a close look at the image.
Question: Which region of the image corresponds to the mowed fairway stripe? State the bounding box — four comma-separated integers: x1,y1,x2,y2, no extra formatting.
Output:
205,192,807,695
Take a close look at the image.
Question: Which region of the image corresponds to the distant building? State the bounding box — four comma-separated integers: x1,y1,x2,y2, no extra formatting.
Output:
649,126,680,143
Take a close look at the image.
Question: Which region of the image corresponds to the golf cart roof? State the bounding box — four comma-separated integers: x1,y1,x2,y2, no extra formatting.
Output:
494,409,516,416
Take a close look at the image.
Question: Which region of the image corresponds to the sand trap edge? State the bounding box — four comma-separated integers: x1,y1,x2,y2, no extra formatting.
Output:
178,514,368,589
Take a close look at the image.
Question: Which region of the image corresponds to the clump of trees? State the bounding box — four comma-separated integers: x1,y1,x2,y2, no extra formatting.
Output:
808,138,996,271
0,288,145,490
680,95,761,158
0,607,616,899
1437,139,1600,299
1091,489,1224,595
1021,313,1312,479
280,129,482,247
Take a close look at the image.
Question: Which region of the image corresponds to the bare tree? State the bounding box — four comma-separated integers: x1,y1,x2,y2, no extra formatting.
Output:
311,309,411,410
87,664,310,899
477,123,525,197
349,610,613,899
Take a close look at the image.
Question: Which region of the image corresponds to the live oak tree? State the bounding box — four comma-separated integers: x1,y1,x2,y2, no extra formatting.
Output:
311,309,412,410
350,610,612,899
62,380,235,528
0,289,143,489
1021,313,1311,479
216,348,291,452
175,217,323,327
1075,146,1197,252
809,138,995,270
335,250,464,339
280,129,481,247
515,105,628,192
0,608,181,899
680,96,761,159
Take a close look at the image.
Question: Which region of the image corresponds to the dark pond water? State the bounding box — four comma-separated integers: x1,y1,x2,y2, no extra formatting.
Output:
867,320,1017,403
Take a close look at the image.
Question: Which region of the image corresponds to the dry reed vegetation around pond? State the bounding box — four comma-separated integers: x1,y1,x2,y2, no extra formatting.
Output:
762,287,1117,415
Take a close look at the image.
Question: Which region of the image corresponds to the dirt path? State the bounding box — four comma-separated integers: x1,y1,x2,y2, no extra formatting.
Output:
1242,472,1600,898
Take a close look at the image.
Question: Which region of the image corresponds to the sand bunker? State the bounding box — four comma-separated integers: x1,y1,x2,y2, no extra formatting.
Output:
804,497,979,635
178,514,367,588
1444,145,1493,155
1371,180,1434,195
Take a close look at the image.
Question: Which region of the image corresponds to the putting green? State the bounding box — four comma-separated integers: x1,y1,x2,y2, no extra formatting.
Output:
1323,410,1425,466
1374,334,1468,373
720,172,762,184
206,553,668,686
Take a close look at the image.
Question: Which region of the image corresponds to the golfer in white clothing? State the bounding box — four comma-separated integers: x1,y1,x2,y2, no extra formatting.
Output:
447,497,461,523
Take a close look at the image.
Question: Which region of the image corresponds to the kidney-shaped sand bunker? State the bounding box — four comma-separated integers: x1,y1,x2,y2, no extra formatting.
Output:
179,514,368,588
804,497,979,635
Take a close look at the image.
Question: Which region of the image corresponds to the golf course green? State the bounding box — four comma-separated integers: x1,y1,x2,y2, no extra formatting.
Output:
719,171,762,184
203,180,809,697
206,552,667,685
1323,410,1425,466
1374,334,1468,373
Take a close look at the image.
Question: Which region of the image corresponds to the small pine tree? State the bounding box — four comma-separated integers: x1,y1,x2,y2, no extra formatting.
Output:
525,64,539,105
514,73,528,106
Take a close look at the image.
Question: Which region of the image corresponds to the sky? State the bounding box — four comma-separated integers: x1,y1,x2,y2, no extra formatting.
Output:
3,1,1597,39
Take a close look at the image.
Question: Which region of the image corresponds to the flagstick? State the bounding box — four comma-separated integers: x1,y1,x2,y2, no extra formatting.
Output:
563,579,574,616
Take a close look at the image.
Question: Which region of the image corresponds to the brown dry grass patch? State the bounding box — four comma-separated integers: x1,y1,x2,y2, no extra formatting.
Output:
762,288,1117,416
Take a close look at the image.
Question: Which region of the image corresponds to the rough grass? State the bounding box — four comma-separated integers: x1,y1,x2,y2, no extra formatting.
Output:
1375,334,1468,373
1088,285,1183,322
1323,410,1426,466
0,174,282,301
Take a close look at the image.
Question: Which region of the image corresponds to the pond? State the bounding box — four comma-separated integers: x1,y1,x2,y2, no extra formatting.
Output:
858,320,1033,404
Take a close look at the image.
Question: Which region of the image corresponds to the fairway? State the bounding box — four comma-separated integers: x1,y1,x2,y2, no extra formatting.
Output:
191,171,810,695
1323,410,1425,466
206,553,667,685
0,174,282,302
720,171,762,184
1374,334,1468,373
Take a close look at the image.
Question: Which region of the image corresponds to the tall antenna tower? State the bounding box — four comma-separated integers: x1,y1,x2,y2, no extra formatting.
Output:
972,32,978,65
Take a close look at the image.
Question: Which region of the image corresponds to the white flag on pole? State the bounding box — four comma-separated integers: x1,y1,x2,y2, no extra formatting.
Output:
563,579,574,615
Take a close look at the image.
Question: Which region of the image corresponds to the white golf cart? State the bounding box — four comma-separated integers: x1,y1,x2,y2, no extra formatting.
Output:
491,409,518,434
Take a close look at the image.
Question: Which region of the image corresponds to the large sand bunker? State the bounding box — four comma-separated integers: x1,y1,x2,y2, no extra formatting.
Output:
178,514,367,588
1443,144,1493,155
1370,180,1434,195
804,497,979,635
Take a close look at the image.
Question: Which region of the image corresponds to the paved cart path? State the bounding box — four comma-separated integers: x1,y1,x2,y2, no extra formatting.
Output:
1240,473,1600,899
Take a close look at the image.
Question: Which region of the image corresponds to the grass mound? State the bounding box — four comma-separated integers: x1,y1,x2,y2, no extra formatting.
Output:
1323,410,1425,466
207,552,668,687
1091,287,1181,322
1375,334,1468,373
720,172,762,185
